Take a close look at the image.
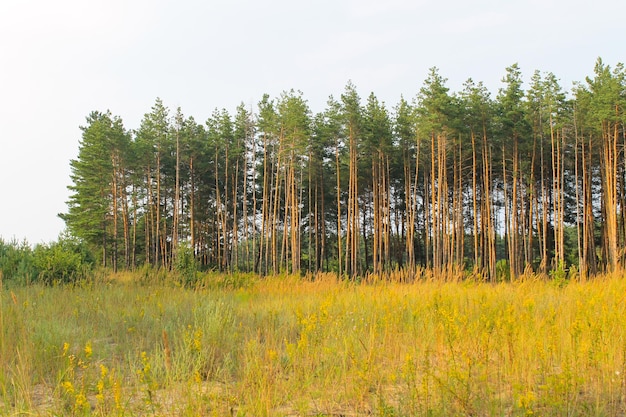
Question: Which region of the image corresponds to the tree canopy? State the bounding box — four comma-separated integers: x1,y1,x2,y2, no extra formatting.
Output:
62,58,626,280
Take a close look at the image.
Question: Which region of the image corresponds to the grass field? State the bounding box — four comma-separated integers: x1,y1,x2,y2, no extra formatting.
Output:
2,271,626,416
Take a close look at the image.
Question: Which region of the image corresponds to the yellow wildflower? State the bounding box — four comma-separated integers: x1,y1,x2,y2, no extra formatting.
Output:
84,341,93,359
62,380,74,394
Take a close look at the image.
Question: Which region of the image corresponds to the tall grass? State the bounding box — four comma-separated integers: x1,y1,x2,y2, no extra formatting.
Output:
1,271,626,416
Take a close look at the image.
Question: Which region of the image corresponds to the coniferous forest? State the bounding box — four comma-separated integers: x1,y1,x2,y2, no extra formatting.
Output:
61,59,626,280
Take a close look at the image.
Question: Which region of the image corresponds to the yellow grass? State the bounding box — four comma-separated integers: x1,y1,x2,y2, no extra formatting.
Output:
1,272,626,416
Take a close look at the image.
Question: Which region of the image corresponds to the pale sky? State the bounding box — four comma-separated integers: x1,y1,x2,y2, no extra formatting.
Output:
0,0,623,244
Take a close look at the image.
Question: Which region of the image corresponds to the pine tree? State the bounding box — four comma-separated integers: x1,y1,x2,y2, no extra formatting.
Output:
136,98,171,267
63,111,129,270
415,68,456,274
496,64,531,278
578,59,626,272
341,82,363,278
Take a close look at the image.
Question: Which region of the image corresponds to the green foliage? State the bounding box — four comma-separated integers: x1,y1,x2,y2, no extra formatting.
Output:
1,235,95,286
173,242,198,287
549,260,569,287
56,58,626,279
496,259,511,282
0,238,36,284
416,67,456,135
32,236,93,285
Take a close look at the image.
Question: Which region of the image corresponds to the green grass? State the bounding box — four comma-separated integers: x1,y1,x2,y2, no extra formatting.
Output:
2,272,626,416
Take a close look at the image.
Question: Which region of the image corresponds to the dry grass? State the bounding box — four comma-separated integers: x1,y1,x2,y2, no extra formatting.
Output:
1,271,626,416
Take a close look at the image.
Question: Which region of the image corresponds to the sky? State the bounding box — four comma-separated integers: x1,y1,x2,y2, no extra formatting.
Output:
0,0,624,245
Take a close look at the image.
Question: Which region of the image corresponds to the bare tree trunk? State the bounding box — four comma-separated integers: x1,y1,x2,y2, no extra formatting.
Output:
481,129,496,280
190,157,196,257
471,131,480,272
602,119,620,272
155,151,162,267
111,152,119,273
173,129,181,260
345,125,360,277
335,135,343,277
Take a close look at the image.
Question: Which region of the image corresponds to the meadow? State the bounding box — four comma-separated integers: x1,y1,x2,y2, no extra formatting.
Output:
1,271,626,416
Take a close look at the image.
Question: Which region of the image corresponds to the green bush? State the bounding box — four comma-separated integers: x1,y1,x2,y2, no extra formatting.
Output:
173,242,198,287
0,237,36,284
549,260,569,287
32,236,94,285
495,259,511,281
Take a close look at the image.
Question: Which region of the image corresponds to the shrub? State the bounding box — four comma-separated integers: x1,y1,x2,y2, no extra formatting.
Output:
173,242,198,287
0,237,36,284
32,236,93,285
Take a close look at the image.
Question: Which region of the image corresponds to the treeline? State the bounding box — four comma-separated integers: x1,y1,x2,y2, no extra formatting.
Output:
62,58,626,280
